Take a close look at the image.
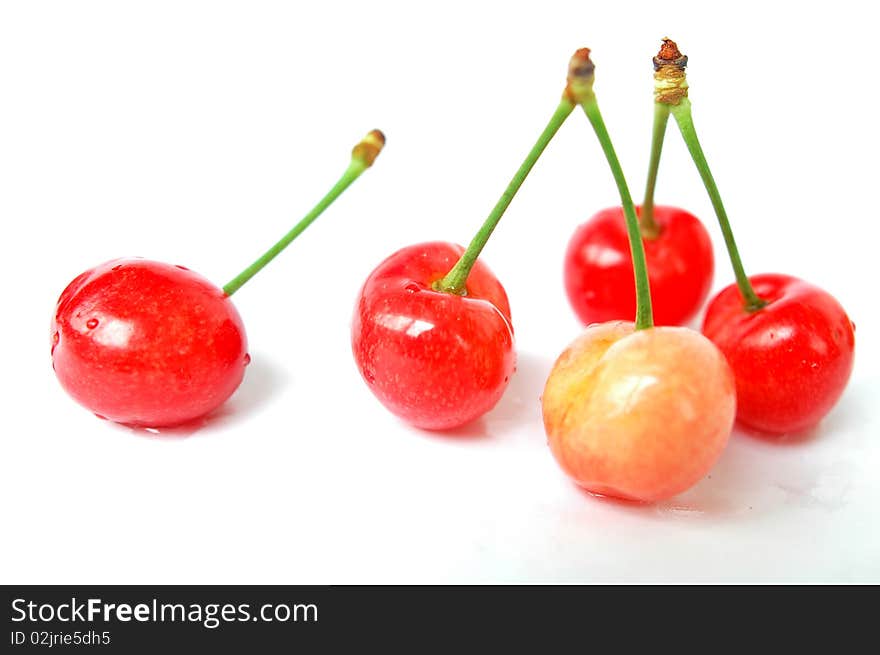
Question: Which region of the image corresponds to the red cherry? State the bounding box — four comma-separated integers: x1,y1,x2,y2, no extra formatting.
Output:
702,274,855,434
50,130,386,428
51,259,248,427
348,65,582,430
564,205,714,326
352,241,515,430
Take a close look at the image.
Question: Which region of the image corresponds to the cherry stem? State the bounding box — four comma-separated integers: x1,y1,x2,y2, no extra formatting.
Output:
581,100,653,329
640,102,670,238
433,99,575,295
652,37,766,312
669,100,766,311
223,130,385,296
566,48,653,330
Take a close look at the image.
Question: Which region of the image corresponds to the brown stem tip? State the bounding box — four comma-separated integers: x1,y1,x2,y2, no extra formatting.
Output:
569,48,595,82
653,37,688,71
352,129,386,167
658,38,682,60
564,48,596,104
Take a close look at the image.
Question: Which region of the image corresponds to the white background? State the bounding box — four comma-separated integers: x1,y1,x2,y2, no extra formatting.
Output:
1,1,877,583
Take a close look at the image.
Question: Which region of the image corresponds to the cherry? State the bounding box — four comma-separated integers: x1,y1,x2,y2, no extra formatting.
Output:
352,58,585,430
654,38,856,434
52,131,385,428
52,259,248,427
542,49,735,502
564,204,713,326
352,242,514,430
702,275,854,434
543,321,735,502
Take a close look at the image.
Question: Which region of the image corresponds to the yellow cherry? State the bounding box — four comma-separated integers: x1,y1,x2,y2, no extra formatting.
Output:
542,321,736,502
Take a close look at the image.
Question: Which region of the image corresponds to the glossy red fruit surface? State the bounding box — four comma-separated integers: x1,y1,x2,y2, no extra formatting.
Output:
51,258,248,427
702,273,855,434
564,205,714,326
352,241,515,430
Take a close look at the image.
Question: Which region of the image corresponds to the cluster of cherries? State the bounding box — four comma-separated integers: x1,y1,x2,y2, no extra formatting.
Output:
52,41,855,504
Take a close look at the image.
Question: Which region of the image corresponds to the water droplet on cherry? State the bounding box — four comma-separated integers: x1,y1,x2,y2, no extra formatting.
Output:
94,413,108,421
175,265,190,271
86,318,99,329
111,264,123,271
365,370,376,384
243,353,251,366
404,282,421,293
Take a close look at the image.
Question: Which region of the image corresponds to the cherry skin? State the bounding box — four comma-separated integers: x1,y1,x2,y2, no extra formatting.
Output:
702,273,855,435
542,322,735,502
51,258,248,427
564,205,714,326
352,241,515,430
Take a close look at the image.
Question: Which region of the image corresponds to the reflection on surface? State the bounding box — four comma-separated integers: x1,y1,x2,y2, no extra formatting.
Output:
73,312,135,349
756,324,793,347
607,374,660,415
584,242,627,268
92,318,135,348
375,313,436,338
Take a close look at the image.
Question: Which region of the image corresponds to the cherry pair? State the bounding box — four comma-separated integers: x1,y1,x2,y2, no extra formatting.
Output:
562,39,854,436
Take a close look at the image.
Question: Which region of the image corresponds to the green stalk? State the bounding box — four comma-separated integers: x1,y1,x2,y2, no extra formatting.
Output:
223,130,385,296
652,38,766,311
568,48,653,330
433,99,575,295
581,100,654,329
669,100,765,311
640,102,670,238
